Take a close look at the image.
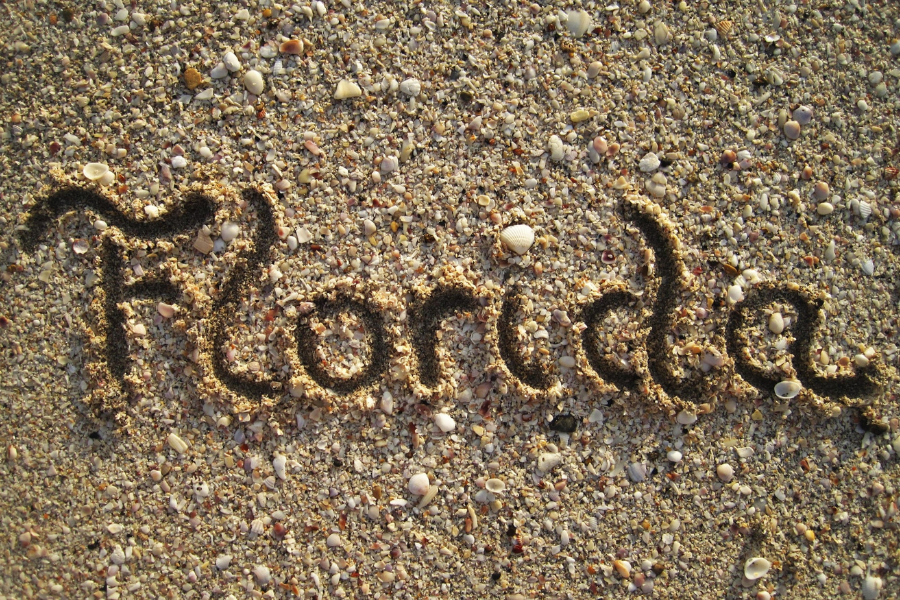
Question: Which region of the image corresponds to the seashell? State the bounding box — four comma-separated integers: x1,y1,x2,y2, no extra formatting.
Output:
434,413,456,433
499,224,535,255
714,20,733,37
793,105,814,125
862,576,883,600
628,462,647,482
408,473,430,496
326,533,341,547
601,250,616,264
857,200,872,219
566,9,592,38
639,152,661,172
884,166,899,180
676,410,697,425
667,450,683,462
717,463,734,482
537,452,562,473
743,557,771,580
223,51,240,72
279,39,304,54
334,79,362,100
485,478,506,493
399,78,421,96
613,560,632,578
862,259,875,276
548,135,565,161
774,380,802,399
768,312,784,334
273,454,287,480
83,162,109,181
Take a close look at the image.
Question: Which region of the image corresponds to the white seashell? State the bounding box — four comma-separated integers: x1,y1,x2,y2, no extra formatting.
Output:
774,380,802,399
768,312,784,334
434,413,456,433
639,152,661,172
408,473,430,495
558,355,576,369
157,303,176,318
210,63,229,79
273,454,287,480
167,433,188,454
326,533,341,547
380,155,399,173
216,555,232,570
862,575,883,600
628,462,647,482
83,162,109,181
816,202,834,215
549,135,565,161
221,221,240,242
862,259,875,276
380,391,393,415
485,478,506,493
667,450,682,462
296,227,313,243
676,410,697,425
223,51,241,72
566,9,592,38
244,70,264,95
399,78,421,96
717,463,734,482
727,285,744,304
858,200,872,219
537,452,562,473
499,224,535,255
334,79,362,99
253,565,271,585
743,557,771,580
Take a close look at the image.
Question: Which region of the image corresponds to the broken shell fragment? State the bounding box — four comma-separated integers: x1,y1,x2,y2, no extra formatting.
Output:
279,39,304,54
83,162,109,181
485,478,506,493
499,224,535,255
774,380,802,399
334,79,362,100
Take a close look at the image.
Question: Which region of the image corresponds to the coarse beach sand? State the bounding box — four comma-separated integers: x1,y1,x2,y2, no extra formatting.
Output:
1,1,899,598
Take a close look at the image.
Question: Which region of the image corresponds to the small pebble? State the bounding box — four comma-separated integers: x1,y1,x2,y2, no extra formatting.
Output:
558,356,576,369
253,565,271,585
667,450,682,462
326,533,341,547
171,156,187,169
183,68,202,90
813,181,830,200
244,70,264,95
223,51,240,72
769,312,784,334
167,433,188,454
784,120,801,140
587,61,602,78
793,105,814,125
221,222,240,242
717,463,734,482
817,202,834,216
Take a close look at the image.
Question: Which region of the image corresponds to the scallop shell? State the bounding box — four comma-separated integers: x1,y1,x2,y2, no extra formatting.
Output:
858,200,872,219
83,162,109,181
499,224,535,255
743,557,771,580
774,380,802,399
485,478,506,493
714,20,734,37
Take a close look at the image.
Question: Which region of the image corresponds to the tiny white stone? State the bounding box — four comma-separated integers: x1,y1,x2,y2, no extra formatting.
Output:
363,219,376,236
667,450,682,462
335,79,362,99
768,312,784,334
235,8,250,21
676,410,697,425
223,51,241,72
558,356,576,369
221,222,240,242
399,78,421,96
862,259,875,276
216,555,232,570
83,162,109,181
717,463,734,482
244,70,265,95
854,354,870,368
727,284,744,304
639,152,661,172
326,533,342,547
167,433,189,454
380,156,399,173
743,557,771,580
253,565,271,585
273,455,287,480
171,156,187,169
434,413,456,433
408,473,430,495
499,224,535,255
296,227,313,244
